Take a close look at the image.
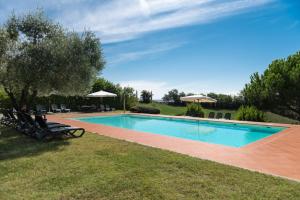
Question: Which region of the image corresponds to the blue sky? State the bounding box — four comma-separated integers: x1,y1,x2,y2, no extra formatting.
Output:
0,0,299,98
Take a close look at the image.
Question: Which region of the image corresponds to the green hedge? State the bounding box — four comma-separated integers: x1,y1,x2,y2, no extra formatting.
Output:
130,105,160,114
236,106,265,122
0,94,137,111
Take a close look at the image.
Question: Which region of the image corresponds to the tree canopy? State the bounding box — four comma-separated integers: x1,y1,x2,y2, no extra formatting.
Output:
206,92,243,109
162,89,185,105
92,78,122,94
140,90,152,103
0,11,105,110
242,51,300,119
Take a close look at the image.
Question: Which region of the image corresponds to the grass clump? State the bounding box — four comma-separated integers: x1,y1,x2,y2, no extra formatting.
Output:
236,106,265,122
186,103,204,117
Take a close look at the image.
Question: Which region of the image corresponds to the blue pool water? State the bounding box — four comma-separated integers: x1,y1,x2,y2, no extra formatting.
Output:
74,115,285,147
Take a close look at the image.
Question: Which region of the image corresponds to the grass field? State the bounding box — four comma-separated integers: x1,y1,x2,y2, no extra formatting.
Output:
1,128,300,200
140,103,299,124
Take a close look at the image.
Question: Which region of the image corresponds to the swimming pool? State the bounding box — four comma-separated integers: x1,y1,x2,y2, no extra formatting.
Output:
74,114,286,147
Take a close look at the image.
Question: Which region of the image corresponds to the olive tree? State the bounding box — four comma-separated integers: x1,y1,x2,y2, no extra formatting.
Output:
0,11,105,111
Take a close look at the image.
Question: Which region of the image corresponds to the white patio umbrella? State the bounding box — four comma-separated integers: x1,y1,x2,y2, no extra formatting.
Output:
180,94,217,103
87,90,117,110
87,90,117,98
180,94,217,110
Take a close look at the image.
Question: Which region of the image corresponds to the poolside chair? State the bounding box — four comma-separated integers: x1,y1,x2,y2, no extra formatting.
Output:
22,113,69,129
216,112,223,119
2,109,34,136
35,115,85,140
36,104,47,114
97,104,102,112
60,104,71,112
80,105,89,112
51,104,61,113
208,112,215,118
15,112,37,136
16,112,68,140
106,105,116,111
224,113,231,120
104,105,111,111
90,104,97,112
100,104,106,112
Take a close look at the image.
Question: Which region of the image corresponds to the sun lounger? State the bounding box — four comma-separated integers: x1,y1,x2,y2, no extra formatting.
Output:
22,113,69,129
216,113,223,119
100,104,106,112
104,105,111,111
13,112,69,139
36,104,47,114
224,113,231,120
15,112,37,136
60,104,71,112
35,115,85,140
51,104,61,113
90,104,97,112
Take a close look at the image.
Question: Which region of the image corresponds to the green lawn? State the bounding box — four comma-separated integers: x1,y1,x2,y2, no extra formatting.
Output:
146,102,187,116
1,128,300,199
141,103,299,124
264,111,300,124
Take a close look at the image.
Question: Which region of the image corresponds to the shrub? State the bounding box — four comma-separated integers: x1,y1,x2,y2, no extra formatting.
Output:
186,103,204,117
236,106,265,122
130,105,160,114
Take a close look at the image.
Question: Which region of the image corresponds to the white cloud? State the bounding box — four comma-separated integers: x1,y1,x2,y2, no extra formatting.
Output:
0,0,273,44
139,0,151,16
79,0,273,63
107,41,186,65
62,0,273,43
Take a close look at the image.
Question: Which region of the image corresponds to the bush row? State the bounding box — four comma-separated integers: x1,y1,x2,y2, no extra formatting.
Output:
130,105,160,114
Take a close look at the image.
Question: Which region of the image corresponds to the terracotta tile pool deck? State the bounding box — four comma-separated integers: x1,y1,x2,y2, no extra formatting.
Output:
48,112,300,181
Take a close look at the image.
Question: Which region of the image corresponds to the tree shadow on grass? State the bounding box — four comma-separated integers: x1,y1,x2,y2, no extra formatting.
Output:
0,128,70,161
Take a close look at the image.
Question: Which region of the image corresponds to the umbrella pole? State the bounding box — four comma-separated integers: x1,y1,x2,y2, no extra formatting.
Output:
123,92,126,114
99,97,102,111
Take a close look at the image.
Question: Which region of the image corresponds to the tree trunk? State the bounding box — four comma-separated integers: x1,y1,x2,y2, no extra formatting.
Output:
4,87,19,111
27,90,38,111
18,85,30,110
3,86,38,112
